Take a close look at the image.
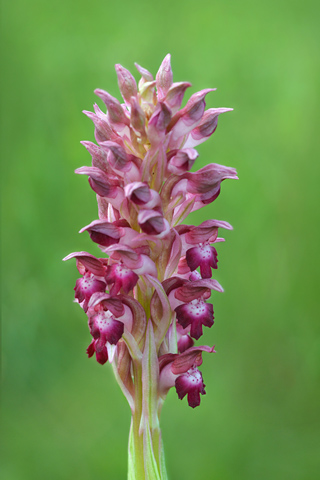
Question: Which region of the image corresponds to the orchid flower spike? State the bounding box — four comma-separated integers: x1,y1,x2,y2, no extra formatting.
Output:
64,54,236,480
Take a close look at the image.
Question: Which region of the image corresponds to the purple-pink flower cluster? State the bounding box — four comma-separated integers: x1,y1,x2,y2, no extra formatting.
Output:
64,54,237,408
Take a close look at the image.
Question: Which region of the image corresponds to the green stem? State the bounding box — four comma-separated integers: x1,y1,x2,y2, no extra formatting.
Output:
128,362,168,480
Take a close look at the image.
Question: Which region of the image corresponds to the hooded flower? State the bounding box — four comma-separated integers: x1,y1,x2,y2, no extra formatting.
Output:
159,345,215,407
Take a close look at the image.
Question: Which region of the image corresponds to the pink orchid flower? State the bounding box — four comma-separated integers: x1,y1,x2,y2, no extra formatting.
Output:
64,54,236,480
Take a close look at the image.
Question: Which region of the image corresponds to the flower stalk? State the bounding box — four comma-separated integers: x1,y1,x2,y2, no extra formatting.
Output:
64,54,237,479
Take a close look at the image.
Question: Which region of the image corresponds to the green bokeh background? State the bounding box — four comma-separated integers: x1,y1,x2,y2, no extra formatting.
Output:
2,0,319,478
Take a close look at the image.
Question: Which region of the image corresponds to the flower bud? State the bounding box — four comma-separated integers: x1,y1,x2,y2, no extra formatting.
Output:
115,64,138,104
156,53,173,100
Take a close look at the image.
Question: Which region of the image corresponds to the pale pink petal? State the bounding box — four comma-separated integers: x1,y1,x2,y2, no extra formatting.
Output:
156,54,173,101
115,64,137,104
94,89,130,126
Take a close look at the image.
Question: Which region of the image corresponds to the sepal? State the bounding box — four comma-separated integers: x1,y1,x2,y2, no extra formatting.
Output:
115,64,138,105
156,54,173,101
184,107,233,148
167,148,198,175
63,251,105,276
168,88,215,142
94,88,130,126
164,82,192,115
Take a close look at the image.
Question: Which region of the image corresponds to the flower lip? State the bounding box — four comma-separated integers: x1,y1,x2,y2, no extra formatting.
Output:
88,308,125,345
74,273,106,312
186,244,218,278
175,367,206,408
175,299,214,340
87,339,109,365
105,263,139,295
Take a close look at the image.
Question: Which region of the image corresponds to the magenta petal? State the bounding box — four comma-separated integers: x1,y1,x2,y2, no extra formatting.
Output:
87,339,108,365
86,340,95,358
175,300,214,339
186,245,218,277
177,334,194,353
89,310,124,345
105,263,139,295
103,318,124,344
74,274,106,311
104,244,141,266
95,340,109,364
95,347,109,365
175,368,206,408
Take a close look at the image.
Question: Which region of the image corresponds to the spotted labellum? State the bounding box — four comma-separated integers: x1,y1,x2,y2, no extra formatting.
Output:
64,54,237,480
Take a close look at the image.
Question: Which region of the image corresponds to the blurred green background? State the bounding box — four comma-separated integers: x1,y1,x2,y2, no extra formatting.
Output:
2,0,319,478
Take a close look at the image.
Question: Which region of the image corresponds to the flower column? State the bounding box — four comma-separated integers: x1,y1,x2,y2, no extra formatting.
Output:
64,54,237,480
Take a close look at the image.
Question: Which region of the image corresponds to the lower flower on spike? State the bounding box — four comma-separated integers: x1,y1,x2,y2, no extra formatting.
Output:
175,299,214,339
105,263,139,295
186,243,218,278
88,305,124,346
175,366,206,408
74,272,106,312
